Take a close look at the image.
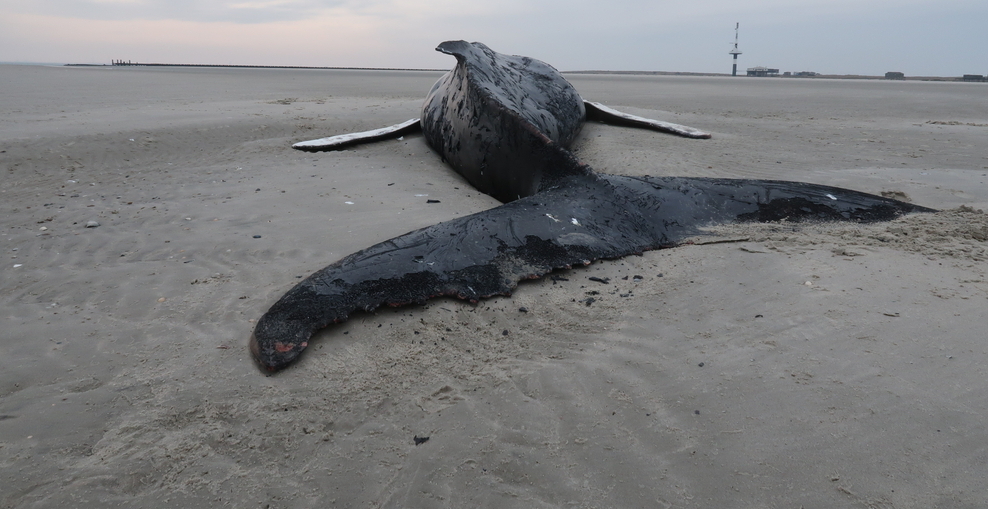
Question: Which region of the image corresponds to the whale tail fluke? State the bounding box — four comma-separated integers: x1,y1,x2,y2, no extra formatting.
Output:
250,174,932,371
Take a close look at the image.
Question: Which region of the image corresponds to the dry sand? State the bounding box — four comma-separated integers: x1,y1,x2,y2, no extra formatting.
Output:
2,63,987,508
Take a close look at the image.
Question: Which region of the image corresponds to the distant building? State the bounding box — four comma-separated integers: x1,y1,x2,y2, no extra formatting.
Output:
793,71,819,77
962,74,986,82
885,72,905,80
746,66,779,77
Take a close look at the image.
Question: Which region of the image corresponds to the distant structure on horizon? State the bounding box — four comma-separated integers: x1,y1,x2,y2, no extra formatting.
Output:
729,23,742,76
747,66,780,77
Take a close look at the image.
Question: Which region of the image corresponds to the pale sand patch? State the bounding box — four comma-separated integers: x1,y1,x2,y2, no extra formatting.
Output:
2,63,987,508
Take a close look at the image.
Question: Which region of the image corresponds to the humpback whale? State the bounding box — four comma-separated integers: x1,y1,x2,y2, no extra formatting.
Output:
250,41,932,372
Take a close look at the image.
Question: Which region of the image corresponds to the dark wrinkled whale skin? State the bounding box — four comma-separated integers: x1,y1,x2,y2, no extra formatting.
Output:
250,41,934,372
421,40,588,202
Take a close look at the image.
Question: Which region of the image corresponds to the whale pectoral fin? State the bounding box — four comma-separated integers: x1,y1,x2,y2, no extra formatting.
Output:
292,118,422,152
584,101,711,139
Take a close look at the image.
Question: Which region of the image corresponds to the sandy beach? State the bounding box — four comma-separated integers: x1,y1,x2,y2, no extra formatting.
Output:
2,63,987,508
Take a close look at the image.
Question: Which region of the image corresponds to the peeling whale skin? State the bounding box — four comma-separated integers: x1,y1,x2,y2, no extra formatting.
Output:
250,41,933,372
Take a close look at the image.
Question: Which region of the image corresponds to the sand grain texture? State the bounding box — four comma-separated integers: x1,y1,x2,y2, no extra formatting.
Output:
2,64,987,508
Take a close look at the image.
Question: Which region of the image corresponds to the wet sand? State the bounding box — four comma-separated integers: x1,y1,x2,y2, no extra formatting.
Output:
2,63,987,508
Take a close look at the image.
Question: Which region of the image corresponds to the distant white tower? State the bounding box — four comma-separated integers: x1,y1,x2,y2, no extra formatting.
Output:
729,23,742,76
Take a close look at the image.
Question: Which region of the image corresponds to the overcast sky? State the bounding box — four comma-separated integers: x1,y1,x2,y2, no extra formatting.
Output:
1,0,985,76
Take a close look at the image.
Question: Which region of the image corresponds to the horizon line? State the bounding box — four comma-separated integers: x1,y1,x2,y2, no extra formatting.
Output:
4,61,979,81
